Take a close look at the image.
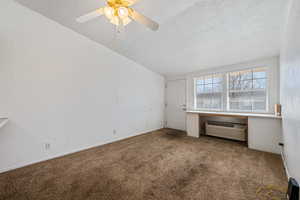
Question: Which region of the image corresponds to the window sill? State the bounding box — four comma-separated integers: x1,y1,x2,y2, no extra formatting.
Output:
186,110,281,119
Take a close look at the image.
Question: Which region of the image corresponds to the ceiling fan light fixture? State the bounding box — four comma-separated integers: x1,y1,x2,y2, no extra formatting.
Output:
76,0,159,31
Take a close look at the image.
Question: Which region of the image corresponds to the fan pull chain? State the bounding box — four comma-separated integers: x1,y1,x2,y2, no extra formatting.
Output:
114,17,125,40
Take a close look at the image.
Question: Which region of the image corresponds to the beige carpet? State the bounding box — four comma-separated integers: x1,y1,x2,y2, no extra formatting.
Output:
0,129,287,200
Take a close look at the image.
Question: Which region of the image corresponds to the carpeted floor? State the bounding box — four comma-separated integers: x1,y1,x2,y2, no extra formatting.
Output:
0,129,287,200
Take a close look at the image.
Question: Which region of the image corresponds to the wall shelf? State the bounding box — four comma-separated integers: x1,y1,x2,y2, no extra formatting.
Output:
0,118,9,129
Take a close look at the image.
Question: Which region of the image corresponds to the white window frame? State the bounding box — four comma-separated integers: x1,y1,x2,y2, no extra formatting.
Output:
194,67,270,113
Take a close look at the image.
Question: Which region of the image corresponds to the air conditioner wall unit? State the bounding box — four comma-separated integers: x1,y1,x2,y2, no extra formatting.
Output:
205,121,247,142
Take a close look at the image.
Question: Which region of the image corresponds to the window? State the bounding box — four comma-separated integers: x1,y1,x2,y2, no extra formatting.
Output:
195,74,224,110
228,68,267,112
194,67,268,113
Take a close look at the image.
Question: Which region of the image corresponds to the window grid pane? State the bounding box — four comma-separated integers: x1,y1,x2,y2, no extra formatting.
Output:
196,74,223,110
228,68,267,112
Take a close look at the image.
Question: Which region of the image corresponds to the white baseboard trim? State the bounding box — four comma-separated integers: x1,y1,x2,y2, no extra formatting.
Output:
280,145,291,180
0,128,161,174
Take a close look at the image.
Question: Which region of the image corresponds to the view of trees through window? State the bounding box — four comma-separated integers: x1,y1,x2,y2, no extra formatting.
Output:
195,67,268,112
229,68,267,112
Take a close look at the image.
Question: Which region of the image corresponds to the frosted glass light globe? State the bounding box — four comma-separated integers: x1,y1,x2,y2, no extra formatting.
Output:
110,16,119,25
118,7,129,19
104,6,114,19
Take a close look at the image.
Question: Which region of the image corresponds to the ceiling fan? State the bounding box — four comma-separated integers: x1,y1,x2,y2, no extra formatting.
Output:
76,0,159,31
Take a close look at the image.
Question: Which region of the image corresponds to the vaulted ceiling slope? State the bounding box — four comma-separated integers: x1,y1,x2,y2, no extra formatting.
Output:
16,0,287,76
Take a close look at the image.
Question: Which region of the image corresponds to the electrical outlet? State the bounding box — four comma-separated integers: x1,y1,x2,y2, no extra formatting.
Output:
45,143,50,150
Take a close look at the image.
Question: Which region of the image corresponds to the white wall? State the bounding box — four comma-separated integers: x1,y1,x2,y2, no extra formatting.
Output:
280,0,300,183
184,57,280,112
248,117,282,154
0,0,164,173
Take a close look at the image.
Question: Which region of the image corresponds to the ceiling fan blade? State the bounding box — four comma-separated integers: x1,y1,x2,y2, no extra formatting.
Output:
76,8,104,23
129,9,159,31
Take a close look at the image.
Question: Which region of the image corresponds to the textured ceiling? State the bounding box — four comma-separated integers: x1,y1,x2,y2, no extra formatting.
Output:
15,0,287,76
